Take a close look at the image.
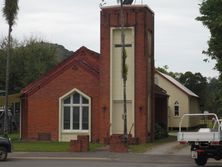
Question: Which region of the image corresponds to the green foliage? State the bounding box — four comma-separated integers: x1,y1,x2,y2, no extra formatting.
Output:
157,66,222,116
122,48,128,81
205,78,222,116
196,0,222,74
7,133,104,152
178,71,208,108
0,39,6,90
89,143,105,151
195,0,222,114
0,38,71,94
154,123,168,140
51,43,73,61
2,0,19,28
179,72,207,92
128,136,176,153
12,142,104,152
17,40,58,86
177,72,222,115
156,65,182,80
13,141,70,152
128,143,152,153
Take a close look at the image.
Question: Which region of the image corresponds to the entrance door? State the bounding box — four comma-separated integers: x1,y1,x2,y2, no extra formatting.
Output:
112,100,133,135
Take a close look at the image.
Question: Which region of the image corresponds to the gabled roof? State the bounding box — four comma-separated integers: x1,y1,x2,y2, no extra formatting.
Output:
21,46,100,96
156,71,199,98
155,84,169,97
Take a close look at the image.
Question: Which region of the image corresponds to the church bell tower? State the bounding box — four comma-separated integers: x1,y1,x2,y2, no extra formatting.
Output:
99,4,155,143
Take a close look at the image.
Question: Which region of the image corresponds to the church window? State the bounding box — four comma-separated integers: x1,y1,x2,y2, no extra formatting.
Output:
64,97,70,104
174,101,180,116
62,91,89,131
73,92,80,104
63,107,71,129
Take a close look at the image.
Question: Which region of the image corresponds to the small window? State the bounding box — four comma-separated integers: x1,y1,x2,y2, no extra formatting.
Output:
174,101,179,116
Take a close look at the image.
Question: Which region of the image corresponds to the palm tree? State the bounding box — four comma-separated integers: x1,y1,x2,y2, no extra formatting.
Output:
2,0,19,135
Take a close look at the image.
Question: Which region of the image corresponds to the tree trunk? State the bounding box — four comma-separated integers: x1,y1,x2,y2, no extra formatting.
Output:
4,25,11,135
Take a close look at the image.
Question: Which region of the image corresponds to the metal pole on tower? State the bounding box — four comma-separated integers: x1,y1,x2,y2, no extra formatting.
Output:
119,0,128,144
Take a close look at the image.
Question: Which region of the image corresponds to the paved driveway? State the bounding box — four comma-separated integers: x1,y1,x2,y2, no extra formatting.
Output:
145,141,190,155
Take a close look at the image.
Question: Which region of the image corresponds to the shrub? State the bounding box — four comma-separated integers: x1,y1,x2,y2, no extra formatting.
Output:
155,123,168,139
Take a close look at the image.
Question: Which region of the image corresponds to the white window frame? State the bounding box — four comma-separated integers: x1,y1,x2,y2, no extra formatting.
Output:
61,89,90,133
174,101,180,117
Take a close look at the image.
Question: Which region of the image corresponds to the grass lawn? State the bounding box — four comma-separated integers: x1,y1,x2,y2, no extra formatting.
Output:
7,133,176,153
8,133,104,152
13,141,69,152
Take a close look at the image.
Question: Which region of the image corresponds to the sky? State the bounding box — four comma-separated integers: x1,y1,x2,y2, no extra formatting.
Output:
0,0,219,78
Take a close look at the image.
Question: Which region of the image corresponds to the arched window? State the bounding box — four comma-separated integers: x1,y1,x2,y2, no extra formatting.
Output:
174,101,179,116
62,91,89,131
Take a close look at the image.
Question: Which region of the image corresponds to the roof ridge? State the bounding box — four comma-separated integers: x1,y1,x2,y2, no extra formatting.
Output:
156,70,199,98
22,46,100,95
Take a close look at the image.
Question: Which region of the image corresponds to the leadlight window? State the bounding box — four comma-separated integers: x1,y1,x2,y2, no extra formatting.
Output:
62,92,89,131
174,101,180,117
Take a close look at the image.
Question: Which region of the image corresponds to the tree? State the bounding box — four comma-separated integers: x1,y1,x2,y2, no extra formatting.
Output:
178,72,208,109
156,65,182,80
2,0,19,134
196,0,222,74
157,66,222,115
0,38,60,94
205,78,222,116
179,72,207,95
157,67,210,111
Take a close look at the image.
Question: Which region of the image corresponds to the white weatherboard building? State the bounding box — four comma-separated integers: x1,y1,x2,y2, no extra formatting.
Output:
155,71,201,129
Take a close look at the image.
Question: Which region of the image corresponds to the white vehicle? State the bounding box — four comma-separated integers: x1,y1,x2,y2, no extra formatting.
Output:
0,107,4,119
177,113,222,166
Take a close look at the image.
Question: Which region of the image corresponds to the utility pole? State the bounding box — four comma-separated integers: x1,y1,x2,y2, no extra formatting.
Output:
120,0,128,144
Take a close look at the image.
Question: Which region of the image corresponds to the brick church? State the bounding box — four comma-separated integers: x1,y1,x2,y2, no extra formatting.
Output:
21,5,168,144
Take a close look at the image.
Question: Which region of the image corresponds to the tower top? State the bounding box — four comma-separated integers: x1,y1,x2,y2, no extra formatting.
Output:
101,4,154,15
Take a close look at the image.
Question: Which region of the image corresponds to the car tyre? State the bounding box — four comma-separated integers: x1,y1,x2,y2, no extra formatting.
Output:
194,156,207,166
0,147,8,161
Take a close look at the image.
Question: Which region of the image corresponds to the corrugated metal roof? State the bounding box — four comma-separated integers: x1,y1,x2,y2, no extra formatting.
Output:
159,72,199,98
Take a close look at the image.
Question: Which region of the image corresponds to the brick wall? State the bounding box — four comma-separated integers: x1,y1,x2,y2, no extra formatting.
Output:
100,6,155,143
21,6,155,144
21,48,100,142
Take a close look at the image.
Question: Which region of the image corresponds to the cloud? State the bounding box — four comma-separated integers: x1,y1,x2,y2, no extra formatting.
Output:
0,0,218,77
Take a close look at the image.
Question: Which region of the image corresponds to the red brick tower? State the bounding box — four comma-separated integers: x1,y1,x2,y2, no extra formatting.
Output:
99,5,155,143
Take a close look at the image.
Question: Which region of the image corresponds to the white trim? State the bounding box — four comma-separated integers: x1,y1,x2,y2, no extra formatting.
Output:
62,130,89,133
157,71,199,98
174,101,180,117
110,27,113,136
58,88,91,141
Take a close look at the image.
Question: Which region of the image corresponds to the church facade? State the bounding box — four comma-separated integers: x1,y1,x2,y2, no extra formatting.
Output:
21,5,156,144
